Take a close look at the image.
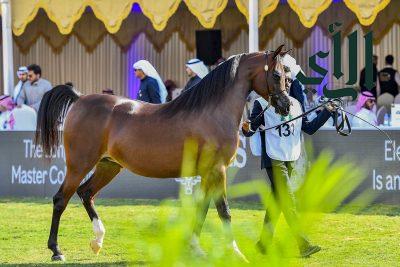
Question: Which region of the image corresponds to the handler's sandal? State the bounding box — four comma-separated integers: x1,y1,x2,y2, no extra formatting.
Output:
299,245,321,258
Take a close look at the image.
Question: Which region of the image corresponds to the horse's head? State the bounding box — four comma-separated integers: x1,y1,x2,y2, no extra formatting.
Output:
252,44,291,116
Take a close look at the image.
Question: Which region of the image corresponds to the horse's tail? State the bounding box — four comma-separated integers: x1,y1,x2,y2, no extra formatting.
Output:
35,84,80,157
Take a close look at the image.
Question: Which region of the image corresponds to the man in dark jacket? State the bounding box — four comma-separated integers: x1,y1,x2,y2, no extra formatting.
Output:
135,72,161,104
284,65,306,111
133,60,167,104
378,55,400,97
242,71,334,257
182,59,208,92
359,55,378,97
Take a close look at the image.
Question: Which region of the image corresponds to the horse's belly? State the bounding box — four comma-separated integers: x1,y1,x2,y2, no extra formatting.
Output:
106,118,238,179
123,155,182,178
109,140,184,178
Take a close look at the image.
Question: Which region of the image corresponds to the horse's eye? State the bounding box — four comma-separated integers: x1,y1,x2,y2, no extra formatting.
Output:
273,71,281,80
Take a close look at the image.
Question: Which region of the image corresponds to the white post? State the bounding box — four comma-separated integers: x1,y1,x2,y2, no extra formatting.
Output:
248,0,259,53
1,0,14,96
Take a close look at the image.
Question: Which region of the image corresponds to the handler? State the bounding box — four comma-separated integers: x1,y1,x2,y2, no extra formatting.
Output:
242,66,335,257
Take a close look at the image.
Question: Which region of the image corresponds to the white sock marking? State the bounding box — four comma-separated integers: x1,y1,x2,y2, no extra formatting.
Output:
92,218,105,244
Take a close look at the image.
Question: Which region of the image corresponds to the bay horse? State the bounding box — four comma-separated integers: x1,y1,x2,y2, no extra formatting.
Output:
35,45,291,261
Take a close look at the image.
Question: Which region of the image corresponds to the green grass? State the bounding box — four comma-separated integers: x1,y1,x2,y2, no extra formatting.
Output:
1,198,400,266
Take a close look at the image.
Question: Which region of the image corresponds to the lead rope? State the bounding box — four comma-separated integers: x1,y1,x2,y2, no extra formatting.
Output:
250,100,331,133
248,98,393,142
340,108,393,143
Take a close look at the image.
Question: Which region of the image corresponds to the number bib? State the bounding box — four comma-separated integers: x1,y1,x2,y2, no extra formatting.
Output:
256,96,302,161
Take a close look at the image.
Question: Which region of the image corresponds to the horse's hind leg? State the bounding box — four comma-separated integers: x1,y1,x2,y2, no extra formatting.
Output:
77,158,122,254
48,168,93,261
48,145,102,261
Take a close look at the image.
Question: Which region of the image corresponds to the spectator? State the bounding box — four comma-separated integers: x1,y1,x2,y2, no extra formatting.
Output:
352,91,377,128
17,64,52,112
102,88,114,95
182,59,208,92
210,57,226,71
0,96,15,130
133,60,167,104
13,66,29,103
216,57,226,65
359,55,378,97
164,80,182,101
378,55,400,97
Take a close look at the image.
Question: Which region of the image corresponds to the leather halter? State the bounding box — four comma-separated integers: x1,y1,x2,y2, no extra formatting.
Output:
249,52,288,124
264,51,287,101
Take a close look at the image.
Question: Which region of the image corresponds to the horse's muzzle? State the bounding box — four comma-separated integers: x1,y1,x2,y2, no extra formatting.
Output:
274,96,291,116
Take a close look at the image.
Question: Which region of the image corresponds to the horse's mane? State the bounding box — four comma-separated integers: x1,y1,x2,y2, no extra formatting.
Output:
158,54,244,117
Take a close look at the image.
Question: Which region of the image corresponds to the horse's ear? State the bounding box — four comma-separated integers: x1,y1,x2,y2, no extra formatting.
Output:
280,48,292,57
272,44,285,59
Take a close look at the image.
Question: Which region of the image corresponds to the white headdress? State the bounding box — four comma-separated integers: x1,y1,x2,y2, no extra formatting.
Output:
13,66,28,101
186,59,209,79
133,60,167,103
16,66,28,76
282,54,303,81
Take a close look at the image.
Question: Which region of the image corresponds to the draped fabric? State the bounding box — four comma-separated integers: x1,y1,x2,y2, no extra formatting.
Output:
287,0,332,28
343,0,391,26
89,0,135,33
3,0,392,36
234,0,279,26
11,1,399,54
0,20,400,97
11,0,41,36
13,7,248,53
1,22,400,97
137,0,181,31
184,0,228,28
10,0,181,34
41,0,87,34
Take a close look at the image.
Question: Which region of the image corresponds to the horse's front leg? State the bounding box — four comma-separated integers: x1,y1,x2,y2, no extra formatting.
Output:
191,188,211,257
213,166,249,262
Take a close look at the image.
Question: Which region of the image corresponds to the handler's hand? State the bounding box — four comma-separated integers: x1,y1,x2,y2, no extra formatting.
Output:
324,102,337,113
242,120,251,132
0,105,7,112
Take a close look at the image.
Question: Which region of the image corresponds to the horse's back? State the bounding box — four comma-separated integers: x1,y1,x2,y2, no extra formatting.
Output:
63,94,134,163
64,94,118,130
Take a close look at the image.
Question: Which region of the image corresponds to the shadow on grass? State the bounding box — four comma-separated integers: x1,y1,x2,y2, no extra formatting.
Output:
0,261,145,266
0,197,266,210
0,197,164,207
337,204,400,216
1,198,400,216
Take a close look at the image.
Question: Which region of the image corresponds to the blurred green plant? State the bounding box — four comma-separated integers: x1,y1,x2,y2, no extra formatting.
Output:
126,139,370,266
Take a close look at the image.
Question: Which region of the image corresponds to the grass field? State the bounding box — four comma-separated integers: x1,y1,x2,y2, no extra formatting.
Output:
1,198,400,266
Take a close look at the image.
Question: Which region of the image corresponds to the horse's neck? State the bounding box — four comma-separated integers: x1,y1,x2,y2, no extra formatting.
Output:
212,54,262,126
216,77,250,127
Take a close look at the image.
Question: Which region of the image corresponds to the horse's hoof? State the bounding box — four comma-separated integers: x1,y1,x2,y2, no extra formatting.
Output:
190,235,206,258
192,245,207,258
90,239,102,255
51,254,65,261
255,240,267,255
232,240,249,263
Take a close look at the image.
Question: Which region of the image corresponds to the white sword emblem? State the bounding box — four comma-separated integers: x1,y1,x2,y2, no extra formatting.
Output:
175,176,201,195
